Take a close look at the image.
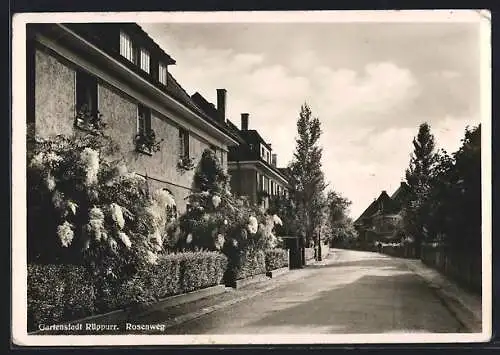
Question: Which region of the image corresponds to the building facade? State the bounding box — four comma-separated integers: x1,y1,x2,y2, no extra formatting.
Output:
354,182,410,243
226,114,290,208
27,23,239,214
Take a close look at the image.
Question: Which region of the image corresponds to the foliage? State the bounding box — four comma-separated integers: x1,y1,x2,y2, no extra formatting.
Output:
74,104,106,133
99,251,228,310
27,264,96,332
27,133,175,292
264,248,289,272
27,251,227,329
135,129,163,154
175,149,283,284
288,103,327,246
234,250,266,280
425,125,481,253
402,122,436,256
268,194,299,238
326,191,357,245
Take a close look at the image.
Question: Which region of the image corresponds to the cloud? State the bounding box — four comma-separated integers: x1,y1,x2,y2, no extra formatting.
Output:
140,24,480,220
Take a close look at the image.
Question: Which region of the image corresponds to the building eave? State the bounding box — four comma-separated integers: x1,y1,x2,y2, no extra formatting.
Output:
227,160,289,186
47,24,239,147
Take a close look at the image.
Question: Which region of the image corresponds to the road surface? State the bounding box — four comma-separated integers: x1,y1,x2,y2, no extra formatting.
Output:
161,249,465,334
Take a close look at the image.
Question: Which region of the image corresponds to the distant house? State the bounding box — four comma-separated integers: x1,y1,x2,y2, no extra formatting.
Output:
225,114,290,209
27,23,239,214
354,182,410,243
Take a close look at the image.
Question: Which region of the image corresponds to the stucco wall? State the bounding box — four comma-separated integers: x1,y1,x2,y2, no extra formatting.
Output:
33,47,225,214
98,83,212,213
35,48,75,138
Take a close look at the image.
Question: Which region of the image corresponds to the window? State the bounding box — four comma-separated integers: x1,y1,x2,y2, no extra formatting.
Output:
261,147,264,157
220,150,224,165
179,128,190,159
266,151,270,163
120,31,137,64
159,62,167,85
140,48,150,73
137,104,151,135
76,70,98,117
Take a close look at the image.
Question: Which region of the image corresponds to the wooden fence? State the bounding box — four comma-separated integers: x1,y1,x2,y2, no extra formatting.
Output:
420,244,482,294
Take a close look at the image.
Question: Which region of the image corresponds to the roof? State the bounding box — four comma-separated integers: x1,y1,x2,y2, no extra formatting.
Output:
191,93,246,144
354,189,403,225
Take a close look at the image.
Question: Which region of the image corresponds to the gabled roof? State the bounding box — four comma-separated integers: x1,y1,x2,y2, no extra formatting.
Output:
354,189,403,225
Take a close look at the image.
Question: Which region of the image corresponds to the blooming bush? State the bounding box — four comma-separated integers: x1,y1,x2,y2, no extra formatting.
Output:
27,134,176,300
174,149,284,285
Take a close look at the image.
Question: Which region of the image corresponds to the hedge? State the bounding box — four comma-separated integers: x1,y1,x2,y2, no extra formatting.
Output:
27,264,95,332
265,248,288,271
97,251,228,311
235,250,266,280
27,251,228,331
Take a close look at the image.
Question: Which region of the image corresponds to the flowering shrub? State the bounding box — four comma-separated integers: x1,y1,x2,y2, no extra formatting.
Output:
27,134,175,298
173,149,284,285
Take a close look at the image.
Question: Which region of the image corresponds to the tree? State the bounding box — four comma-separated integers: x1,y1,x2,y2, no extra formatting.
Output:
288,103,327,246
426,125,481,253
326,190,357,246
403,122,436,257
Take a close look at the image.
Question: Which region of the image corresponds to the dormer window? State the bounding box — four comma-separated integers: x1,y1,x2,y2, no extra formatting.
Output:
140,48,150,73
158,62,167,85
120,31,137,64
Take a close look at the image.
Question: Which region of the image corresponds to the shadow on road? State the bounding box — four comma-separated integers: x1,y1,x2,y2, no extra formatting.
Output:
244,271,466,334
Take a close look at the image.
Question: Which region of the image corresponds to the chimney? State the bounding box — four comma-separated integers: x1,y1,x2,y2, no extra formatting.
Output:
216,89,227,123
271,154,277,167
241,113,249,130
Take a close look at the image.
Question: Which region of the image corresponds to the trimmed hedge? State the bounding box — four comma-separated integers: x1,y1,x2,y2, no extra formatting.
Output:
235,250,266,280
27,251,228,331
27,264,95,332
98,251,228,310
265,248,288,271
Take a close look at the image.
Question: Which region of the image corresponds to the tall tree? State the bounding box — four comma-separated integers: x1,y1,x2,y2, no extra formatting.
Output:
403,122,436,257
288,103,327,246
326,190,357,246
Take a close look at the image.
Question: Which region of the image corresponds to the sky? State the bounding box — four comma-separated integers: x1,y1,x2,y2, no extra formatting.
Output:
140,18,481,219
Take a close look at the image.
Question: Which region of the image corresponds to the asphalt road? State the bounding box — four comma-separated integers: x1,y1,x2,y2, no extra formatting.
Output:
164,249,465,334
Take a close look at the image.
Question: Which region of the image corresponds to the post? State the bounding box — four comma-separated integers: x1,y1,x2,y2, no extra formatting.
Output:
317,230,322,261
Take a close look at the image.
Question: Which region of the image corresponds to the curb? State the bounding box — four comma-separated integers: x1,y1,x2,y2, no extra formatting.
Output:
234,274,271,289
266,266,289,278
134,284,227,318
403,260,482,333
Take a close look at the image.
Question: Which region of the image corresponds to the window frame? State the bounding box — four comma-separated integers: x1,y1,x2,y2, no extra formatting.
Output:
158,61,168,85
139,47,151,73
119,31,137,64
137,104,151,136
179,128,190,159
75,69,99,128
